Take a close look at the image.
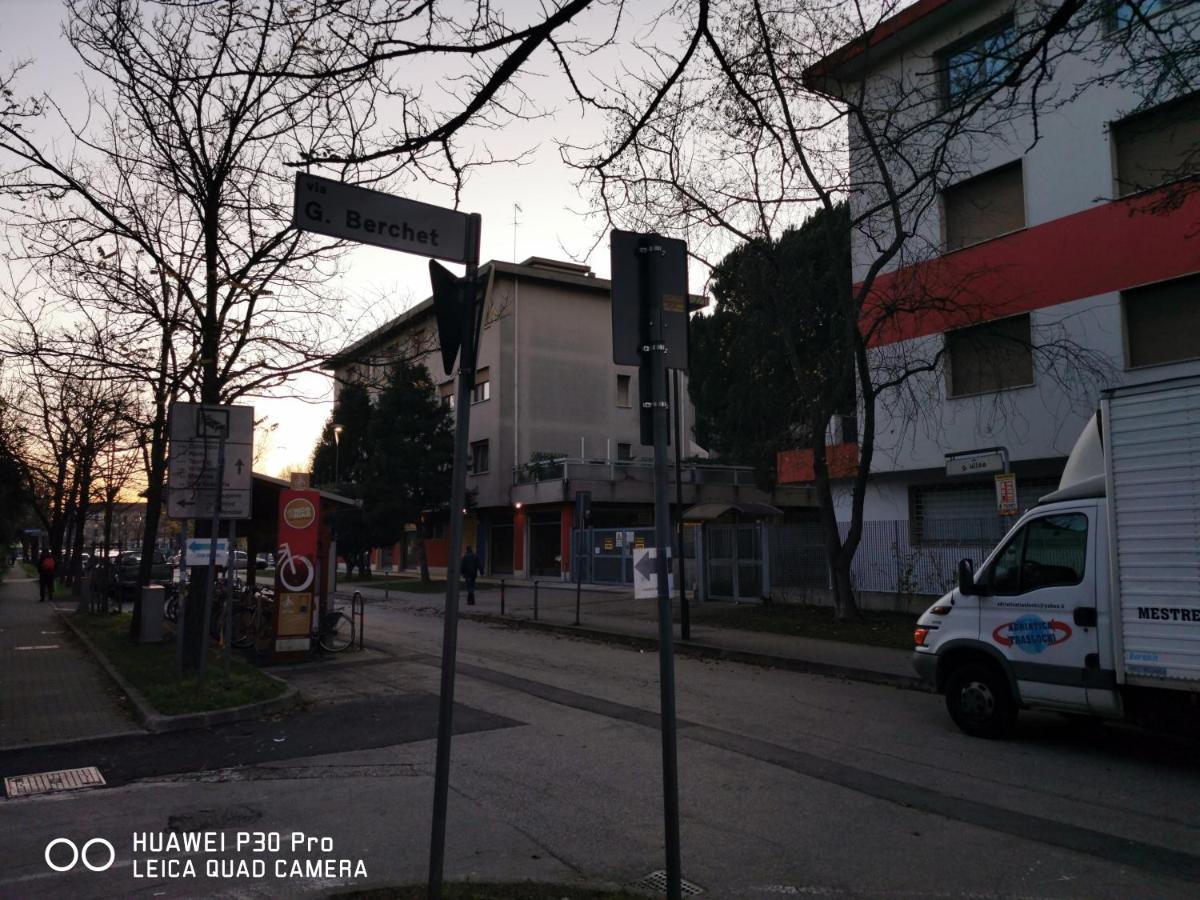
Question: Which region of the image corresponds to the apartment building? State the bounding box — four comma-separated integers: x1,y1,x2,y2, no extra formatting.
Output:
799,0,1200,546
327,256,813,580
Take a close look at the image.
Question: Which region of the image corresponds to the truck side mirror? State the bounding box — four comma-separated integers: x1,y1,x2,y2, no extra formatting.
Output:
957,558,977,595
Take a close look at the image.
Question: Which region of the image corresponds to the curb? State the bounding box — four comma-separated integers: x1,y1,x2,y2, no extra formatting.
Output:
61,613,301,733
463,612,931,693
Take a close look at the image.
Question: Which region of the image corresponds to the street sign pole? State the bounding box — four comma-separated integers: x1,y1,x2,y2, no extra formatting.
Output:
639,236,683,900
198,437,225,683
224,518,237,675
428,212,483,900
673,368,690,641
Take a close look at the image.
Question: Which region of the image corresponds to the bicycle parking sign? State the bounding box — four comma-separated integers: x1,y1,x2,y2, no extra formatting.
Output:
273,487,322,657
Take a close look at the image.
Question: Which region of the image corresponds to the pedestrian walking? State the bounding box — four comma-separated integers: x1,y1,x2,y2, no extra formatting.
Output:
37,551,56,603
460,546,481,606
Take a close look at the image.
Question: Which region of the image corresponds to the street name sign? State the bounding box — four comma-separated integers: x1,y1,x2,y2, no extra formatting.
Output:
167,402,254,520
945,448,1006,477
294,173,475,264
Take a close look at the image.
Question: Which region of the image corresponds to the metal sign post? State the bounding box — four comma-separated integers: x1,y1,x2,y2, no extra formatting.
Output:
198,437,225,683
615,231,685,900
426,215,483,900
292,174,483,900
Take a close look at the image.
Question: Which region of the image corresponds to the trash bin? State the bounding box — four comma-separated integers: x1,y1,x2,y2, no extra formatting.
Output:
139,585,165,643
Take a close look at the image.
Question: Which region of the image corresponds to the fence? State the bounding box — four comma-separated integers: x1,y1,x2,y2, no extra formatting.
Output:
767,518,1003,599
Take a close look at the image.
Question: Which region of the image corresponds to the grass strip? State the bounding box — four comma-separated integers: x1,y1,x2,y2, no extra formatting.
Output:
72,612,285,715
683,602,918,650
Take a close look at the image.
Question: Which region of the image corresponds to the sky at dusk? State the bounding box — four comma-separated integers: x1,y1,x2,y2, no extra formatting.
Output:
2,0,665,477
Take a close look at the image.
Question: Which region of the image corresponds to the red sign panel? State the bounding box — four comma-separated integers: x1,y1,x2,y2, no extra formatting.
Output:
274,489,321,652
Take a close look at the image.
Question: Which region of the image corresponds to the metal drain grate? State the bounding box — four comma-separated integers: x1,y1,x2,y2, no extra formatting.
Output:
5,766,106,798
629,870,704,896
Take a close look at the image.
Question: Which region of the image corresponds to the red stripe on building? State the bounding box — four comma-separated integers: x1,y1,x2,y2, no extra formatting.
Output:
863,188,1200,347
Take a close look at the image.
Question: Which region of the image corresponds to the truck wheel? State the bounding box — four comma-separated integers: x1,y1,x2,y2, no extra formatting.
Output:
945,663,1016,739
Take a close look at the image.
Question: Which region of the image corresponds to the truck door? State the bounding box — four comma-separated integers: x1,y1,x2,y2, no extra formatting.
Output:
977,510,1097,711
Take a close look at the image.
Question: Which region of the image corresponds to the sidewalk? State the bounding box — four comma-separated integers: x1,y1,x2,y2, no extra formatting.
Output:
0,576,140,751
350,580,925,691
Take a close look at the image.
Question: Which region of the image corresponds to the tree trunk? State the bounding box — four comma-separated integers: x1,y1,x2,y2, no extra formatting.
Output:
830,553,858,620
132,419,169,640
417,524,431,583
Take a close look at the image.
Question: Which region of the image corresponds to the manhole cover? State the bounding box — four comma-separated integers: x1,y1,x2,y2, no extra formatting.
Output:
5,766,106,798
630,870,704,895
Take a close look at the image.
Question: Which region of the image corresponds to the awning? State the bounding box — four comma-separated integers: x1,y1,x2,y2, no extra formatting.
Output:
681,502,783,522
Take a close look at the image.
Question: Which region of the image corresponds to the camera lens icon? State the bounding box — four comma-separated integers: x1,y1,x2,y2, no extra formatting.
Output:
45,838,115,873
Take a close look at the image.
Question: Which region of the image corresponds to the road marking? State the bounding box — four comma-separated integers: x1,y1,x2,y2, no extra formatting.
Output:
12,645,60,651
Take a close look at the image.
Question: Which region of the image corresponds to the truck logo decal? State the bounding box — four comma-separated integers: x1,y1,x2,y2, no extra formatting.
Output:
992,615,1072,654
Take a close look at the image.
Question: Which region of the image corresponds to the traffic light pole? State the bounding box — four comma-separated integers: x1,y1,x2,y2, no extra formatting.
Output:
640,238,683,900
427,213,483,900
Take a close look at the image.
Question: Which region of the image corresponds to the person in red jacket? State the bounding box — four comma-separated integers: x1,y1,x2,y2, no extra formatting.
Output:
37,551,56,603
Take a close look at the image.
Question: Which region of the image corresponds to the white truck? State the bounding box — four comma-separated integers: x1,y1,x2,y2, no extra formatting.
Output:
914,376,1200,737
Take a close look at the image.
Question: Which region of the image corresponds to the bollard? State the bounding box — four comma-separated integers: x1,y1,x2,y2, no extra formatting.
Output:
575,579,581,626
533,581,539,620
500,579,506,615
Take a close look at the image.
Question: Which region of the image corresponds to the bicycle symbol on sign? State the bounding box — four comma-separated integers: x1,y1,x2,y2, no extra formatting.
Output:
276,542,314,592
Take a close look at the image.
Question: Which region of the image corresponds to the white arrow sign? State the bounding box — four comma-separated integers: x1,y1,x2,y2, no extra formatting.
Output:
632,547,673,600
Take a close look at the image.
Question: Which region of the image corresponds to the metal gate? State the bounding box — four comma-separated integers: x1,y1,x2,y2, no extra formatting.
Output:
706,524,763,601
573,528,656,585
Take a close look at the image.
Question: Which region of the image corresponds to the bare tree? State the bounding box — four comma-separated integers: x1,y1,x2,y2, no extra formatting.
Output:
555,1,1144,616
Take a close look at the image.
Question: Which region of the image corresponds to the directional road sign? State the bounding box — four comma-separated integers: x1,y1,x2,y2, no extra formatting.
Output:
167,402,254,520
294,173,476,264
185,539,229,567
632,546,673,600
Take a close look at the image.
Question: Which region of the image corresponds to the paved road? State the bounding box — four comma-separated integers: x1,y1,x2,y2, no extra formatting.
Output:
1,598,1198,898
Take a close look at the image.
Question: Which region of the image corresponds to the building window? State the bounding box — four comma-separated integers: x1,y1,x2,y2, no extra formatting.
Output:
616,374,632,408
470,440,489,475
439,381,455,410
471,366,491,404
940,18,1018,102
617,442,633,461
1112,91,1200,197
943,162,1025,251
946,314,1034,397
1123,273,1200,367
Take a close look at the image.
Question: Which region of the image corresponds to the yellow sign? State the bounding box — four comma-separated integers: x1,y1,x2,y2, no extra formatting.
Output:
283,497,317,529
995,473,1018,516
277,592,312,636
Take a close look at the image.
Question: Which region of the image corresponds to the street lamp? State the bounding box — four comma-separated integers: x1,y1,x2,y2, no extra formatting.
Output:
333,424,344,485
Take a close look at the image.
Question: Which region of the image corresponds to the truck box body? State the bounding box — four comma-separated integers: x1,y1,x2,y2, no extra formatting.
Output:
1105,377,1200,688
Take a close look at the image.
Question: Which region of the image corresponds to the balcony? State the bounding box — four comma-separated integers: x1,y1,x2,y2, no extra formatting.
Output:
510,457,815,509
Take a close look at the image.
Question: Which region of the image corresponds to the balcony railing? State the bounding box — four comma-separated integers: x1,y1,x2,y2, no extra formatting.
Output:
513,457,758,487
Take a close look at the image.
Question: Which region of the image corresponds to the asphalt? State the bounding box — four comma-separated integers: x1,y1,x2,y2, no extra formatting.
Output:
0,567,921,756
